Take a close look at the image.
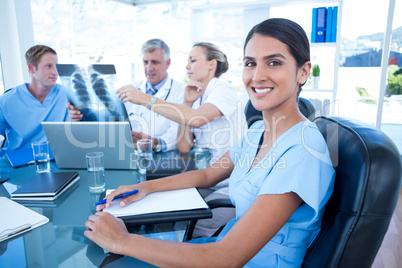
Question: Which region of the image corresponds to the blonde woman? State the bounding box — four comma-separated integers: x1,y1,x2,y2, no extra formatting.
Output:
117,42,244,237
117,42,244,164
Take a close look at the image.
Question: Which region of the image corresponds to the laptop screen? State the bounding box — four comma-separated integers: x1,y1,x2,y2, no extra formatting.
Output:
42,122,136,170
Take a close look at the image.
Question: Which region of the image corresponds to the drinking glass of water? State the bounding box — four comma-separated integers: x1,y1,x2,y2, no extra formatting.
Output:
137,139,153,174
193,138,208,169
86,152,105,193
31,141,50,173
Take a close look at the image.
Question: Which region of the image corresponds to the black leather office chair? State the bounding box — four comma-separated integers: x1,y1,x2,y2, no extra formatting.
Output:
185,111,402,267
303,116,402,267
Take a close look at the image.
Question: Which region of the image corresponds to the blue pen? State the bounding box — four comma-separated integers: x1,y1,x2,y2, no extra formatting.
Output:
95,189,139,206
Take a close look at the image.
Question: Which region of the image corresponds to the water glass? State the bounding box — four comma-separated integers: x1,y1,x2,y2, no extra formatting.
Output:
137,139,153,174
31,141,50,173
86,152,106,193
194,148,209,170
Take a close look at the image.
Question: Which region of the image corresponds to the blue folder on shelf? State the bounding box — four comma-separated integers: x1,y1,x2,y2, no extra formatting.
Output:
325,6,333,42
311,8,318,43
315,7,327,43
6,147,55,168
332,6,338,42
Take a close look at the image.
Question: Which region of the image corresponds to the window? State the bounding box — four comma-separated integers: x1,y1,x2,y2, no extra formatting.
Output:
31,0,137,84
337,0,390,124
30,0,257,95
30,0,206,85
190,3,258,94
381,0,402,153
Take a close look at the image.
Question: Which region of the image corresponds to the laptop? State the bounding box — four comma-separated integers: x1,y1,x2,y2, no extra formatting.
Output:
42,122,137,169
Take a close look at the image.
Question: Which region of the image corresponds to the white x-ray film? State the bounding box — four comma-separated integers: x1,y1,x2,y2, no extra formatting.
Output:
57,64,128,122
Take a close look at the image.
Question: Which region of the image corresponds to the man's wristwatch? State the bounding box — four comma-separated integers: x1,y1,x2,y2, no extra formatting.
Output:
147,96,157,110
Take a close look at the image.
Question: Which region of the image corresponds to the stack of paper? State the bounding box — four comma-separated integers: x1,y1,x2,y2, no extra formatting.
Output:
0,197,49,242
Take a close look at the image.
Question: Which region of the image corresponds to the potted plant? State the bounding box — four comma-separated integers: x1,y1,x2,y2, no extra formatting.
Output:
387,65,402,96
312,64,320,89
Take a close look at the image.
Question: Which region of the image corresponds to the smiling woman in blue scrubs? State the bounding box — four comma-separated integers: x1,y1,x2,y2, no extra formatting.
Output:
84,18,335,267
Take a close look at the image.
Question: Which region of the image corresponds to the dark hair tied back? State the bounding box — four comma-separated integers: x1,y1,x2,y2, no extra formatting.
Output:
244,18,310,69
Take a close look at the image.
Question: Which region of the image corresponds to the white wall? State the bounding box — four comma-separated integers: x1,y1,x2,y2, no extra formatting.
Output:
0,0,35,90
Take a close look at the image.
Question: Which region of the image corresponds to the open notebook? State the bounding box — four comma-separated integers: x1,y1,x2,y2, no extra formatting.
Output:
102,188,211,226
0,197,49,242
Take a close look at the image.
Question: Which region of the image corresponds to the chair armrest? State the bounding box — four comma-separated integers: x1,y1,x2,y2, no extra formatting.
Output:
207,198,234,209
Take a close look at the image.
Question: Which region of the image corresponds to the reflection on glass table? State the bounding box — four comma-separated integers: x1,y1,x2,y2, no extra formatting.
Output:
0,149,211,268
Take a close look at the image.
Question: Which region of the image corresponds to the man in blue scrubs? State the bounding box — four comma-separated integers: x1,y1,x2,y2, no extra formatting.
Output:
0,45,68,157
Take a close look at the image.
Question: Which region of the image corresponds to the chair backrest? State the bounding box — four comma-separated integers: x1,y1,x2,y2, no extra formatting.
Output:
303,116,402,267
244,97,316,128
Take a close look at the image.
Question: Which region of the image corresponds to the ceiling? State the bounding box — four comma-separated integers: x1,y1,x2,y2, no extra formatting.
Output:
112,0,195,6
112,0,337,7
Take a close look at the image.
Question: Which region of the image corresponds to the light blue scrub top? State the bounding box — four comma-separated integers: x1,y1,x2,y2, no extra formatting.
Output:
217,120,335,267
0,83,68,156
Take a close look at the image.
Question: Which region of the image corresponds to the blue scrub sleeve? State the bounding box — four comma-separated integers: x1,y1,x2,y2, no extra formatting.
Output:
258,144,335,215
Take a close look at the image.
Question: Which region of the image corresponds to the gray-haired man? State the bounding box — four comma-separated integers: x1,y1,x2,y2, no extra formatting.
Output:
124,39,184,152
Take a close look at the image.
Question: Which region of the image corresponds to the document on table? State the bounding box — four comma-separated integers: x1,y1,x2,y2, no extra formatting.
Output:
103,187,209,217
0,197,49,242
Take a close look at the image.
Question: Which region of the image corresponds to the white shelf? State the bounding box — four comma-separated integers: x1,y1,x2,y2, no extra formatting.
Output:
310,42,337,47
303,88,334,92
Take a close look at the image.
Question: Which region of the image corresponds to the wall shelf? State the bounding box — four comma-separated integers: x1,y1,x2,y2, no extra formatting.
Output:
310,42,337,47
303,88,334,93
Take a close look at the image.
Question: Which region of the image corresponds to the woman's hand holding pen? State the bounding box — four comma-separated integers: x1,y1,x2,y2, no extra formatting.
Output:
87,183,151,254
96,183,149,211
116,84,149,106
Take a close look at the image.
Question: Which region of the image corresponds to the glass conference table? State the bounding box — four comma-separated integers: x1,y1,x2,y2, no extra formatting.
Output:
0,149,211,268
